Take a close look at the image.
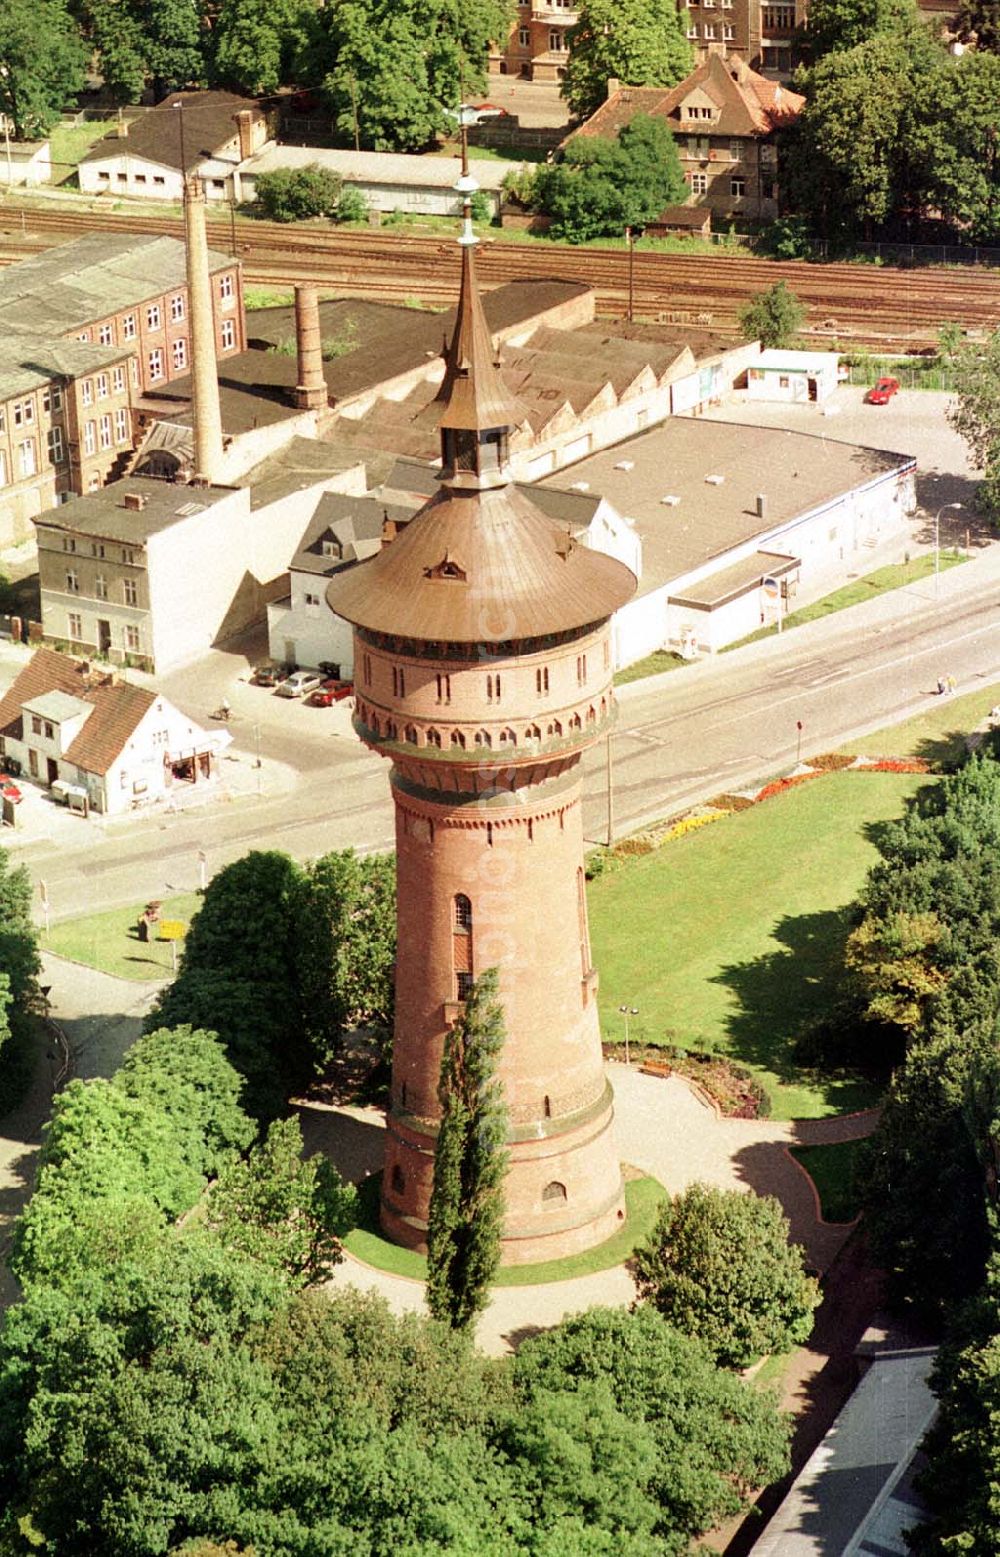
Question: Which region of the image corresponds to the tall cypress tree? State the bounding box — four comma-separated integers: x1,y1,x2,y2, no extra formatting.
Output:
426,968,509,1330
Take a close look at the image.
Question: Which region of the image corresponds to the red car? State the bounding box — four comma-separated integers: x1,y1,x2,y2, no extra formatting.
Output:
307,680,354,707
865,376,900,405
1,779,22,803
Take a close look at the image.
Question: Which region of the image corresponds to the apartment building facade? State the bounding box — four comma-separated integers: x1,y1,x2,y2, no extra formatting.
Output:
0,338,136,547
680,0,807,72
0,233,245,397
567,56,804,220
491,0,576,78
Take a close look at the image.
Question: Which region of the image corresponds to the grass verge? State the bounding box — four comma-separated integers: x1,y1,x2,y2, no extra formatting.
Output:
844,680,1000,767
344,1173,667,1286
790,1140,865,1223
48,121,117,185
589,771,927,1120
42,892,202,981
614,650,688,686
722,550,966,653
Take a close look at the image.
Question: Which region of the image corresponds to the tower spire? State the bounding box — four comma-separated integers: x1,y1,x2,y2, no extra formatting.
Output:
436,118,521,490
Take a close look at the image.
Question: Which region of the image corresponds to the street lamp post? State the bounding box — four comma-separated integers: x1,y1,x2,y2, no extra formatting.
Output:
625,226,635,324
618,1004,638,1065
935,501,963,596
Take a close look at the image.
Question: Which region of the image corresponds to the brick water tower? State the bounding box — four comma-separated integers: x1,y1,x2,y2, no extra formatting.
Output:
326,190,637,1265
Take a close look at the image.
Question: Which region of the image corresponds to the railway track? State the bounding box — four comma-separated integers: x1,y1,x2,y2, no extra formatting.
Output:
1,202,997,348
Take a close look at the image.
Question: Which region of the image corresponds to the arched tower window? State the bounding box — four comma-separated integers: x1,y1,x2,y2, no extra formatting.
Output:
542,1181,567,1203
474,729,491,748
426,727,442,748
450,729,466,749
391,1164,405,1196
498,727,516,746
454,894,473,1000
404,724,418,744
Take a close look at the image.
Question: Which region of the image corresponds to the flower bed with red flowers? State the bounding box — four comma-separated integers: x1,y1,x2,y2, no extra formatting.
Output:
855,758,931,774
754,772,819,804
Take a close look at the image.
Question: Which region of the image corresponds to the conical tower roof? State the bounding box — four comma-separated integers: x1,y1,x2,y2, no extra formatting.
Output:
326,188,636,645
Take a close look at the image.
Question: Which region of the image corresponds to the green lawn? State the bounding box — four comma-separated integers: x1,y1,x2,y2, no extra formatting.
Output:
42,893,202,981
723,551,966,652
614,650,687,686
791,1140,865,1223
845,680,1000,766
48,121,117,186
589,772,927,1119
344,1173,666,1286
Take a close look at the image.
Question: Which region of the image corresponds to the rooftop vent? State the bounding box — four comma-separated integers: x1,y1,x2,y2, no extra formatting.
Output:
756,493,767,520
570,481,590,491
660,494,681,506
705,474,725,485
122,492,146,512
613,459,635,472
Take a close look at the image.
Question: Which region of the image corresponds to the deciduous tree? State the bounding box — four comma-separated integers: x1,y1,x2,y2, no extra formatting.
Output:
296,848,395,1065
114,1024,254,1177
949,329,1000,518
535,113,686,242
633,1182,820,1368
561,0,693,120
210,0,318,96
0,0,87,139
426,968,509,1329
737,280,806,348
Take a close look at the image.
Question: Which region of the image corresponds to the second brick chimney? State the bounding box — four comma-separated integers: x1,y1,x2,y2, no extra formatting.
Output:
294,285,328,412
235,110,255,162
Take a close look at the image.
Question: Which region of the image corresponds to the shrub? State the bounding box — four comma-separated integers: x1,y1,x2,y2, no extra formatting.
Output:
335,186,369,223
255,165,343,223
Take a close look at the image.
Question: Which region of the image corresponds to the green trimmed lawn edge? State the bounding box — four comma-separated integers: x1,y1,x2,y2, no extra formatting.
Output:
42,892,202,981
343,1173,667,1286
790,1140,865,1223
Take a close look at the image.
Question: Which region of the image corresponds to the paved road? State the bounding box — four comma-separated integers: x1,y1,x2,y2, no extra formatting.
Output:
10,536,1000,922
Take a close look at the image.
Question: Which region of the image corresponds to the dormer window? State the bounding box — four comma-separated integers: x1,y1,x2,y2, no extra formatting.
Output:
321,538,340,558
426,555,467,582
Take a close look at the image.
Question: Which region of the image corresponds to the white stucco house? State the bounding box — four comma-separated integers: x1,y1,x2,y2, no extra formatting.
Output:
0,139,51,187
0,648,224,815
235,145,522,219
746,350,841,405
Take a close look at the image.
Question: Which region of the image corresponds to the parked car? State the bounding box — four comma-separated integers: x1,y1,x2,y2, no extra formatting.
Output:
865,376,900,405
0,779,22,803
250,663,286,688
276,670,324,699
308,680,355,707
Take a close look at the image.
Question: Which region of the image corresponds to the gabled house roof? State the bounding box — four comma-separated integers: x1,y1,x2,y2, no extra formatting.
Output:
81,92,264,175
0,648,155,777
566,55,804,146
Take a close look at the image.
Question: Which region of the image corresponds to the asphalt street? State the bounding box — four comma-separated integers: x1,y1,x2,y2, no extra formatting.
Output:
8,536,999,923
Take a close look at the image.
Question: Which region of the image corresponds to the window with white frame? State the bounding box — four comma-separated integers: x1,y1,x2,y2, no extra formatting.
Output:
17,439,36,478
690,172,708,194
13,398,34,427
47,426,65,465
68,613,82,641
146,304,162,331
0,450,7,488
125,625,140,652
549,27,567,48
731,176,746,197
112,364,125,394
95,574,108,600
83,421,96,456
122,314,136,340
518,24,530,42
703,21,715,35
220,320,235,350
219,274,234,301
130,358,139,388
81,379,93,407
66,569,79,594
99,414,112,451
730,141,742,160
99,324,114,345
123,578,138,606
723,21,735,35
687,23,698,35
148,349,164,382
42,385,63,414
96,373,109,400
114,407,129,444
170,294,185,321
172,338,188,370
688,135,709,157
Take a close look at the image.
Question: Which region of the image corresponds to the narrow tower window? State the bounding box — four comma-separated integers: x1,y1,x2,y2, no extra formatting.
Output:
536,666,549,694
542,1181,567,1203
454,894,473,1001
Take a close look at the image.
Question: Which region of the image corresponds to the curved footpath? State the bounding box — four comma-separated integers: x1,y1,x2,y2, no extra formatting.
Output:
303,1064,878,1357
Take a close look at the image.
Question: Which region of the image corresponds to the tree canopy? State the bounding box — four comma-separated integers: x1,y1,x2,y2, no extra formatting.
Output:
737,282,806,349
561,0,693,120
0,0,87,139
427,967,509,1329
535,114,686,243
949,329,1000,519
633,1183,820,1368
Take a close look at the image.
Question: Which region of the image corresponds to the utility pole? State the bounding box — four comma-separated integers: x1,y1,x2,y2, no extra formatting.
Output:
606,730,614,847
625,226,635,324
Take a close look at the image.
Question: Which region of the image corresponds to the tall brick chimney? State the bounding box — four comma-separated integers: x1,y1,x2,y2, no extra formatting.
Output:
294,285,328,411
184,174,225,483
235,110,255,162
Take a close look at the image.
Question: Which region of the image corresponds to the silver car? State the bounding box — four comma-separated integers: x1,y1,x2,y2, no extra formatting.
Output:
275,670,324,699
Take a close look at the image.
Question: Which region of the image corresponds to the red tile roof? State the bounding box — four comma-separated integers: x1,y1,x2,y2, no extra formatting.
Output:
0,648,155,777
567,55,804,145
